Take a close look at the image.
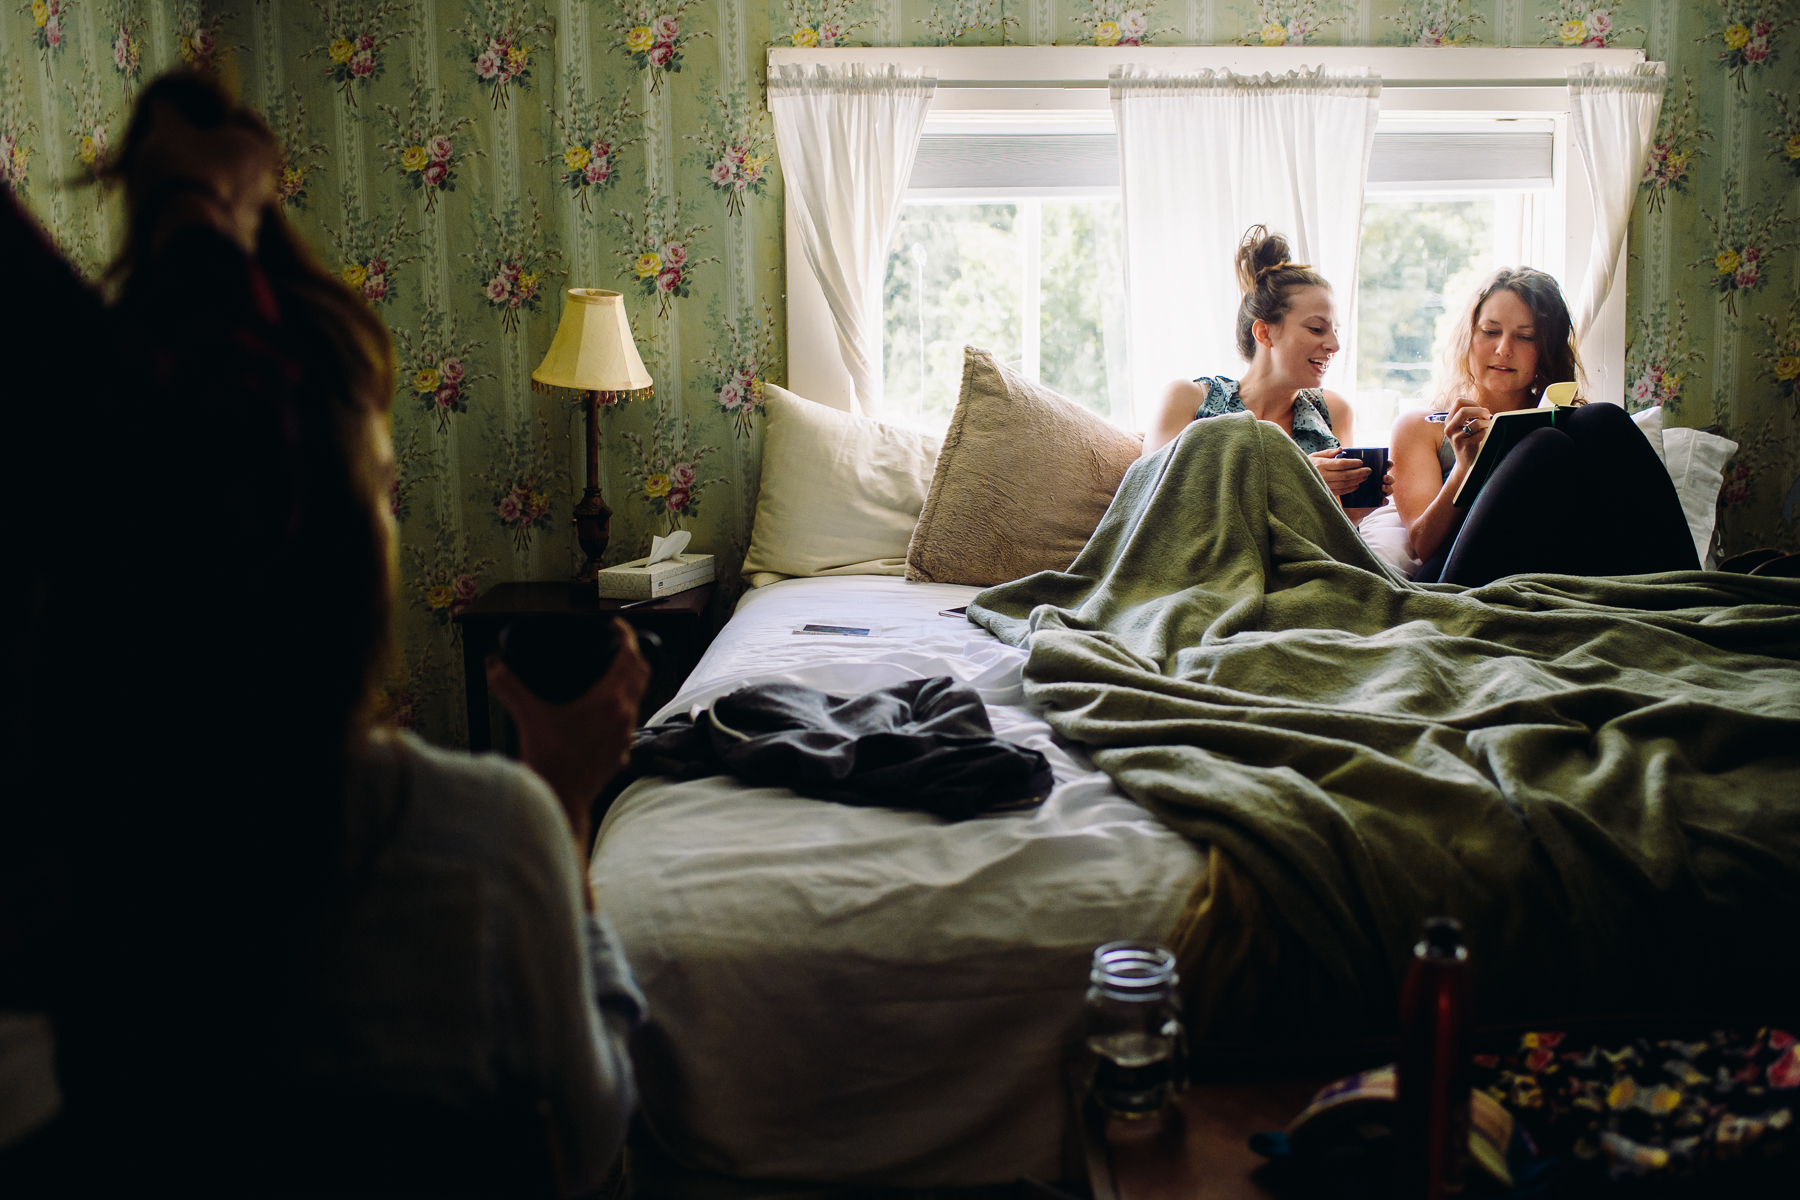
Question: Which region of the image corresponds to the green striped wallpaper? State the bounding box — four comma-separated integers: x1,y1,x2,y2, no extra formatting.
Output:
3,0,1794,746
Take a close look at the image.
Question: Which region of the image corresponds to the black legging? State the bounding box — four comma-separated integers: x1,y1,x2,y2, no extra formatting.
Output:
1415,402,1700,586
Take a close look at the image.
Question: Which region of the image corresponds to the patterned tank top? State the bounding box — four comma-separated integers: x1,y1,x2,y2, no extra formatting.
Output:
1192,376,1340,455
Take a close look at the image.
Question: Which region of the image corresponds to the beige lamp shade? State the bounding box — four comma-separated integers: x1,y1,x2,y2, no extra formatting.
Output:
530,288,653,403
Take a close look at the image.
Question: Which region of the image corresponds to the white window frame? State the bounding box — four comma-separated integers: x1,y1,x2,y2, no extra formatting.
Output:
773,46,1646,417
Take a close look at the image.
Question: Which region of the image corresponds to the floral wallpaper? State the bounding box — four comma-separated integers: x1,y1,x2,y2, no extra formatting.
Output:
2,0,1794,747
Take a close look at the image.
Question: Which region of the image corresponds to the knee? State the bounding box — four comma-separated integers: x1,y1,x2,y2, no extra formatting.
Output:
1567,400,1634,436
1514,425,1578,470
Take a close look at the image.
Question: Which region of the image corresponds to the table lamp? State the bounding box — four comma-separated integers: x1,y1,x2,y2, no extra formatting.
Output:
530,289,654,588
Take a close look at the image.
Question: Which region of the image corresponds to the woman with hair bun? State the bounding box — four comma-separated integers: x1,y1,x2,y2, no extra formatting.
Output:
1145,225,1391,522
1390,267,1697,585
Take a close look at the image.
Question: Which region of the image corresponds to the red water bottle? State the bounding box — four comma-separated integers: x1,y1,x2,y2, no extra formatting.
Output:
1397,916,1474,1199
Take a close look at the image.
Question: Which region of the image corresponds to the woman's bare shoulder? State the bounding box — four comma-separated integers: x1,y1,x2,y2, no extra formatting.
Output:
1389,407,1442,447
1164,377,1209,404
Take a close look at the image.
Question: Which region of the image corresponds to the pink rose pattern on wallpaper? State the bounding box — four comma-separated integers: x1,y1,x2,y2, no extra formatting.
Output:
6,0,1797,743
466,192,562,334
918,0,1016,45
378,85,481,212
377,644,444,731
687,89,769,217
783,0,872,46
1640,71,1710,213
696,298,779,438
1387,0,1483,45
325,200,420,306
473,417,567,551
65,67,114,194
1704,0,1792,91
458,0,552,111
1542,2,1639,48
1755,297,1800,415
411,526,494,629
388,427,433,526
175,2,226,70
396,299,492,431
1,61,36,194
615,192,716,318
267,87,328,210
1245,0,1339,46
25,0,66,56
109,0,143,82
1694,173,1797,317
1625,297,1703,415
306,0,408,106
1768,90,1800,179
544,86,638,214
1073,0,1162,47
610,0,709,91
620,405,725,531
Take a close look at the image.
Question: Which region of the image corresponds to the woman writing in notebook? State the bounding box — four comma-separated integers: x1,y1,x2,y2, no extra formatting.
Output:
1390,268,1697,585
1144,226,1393,525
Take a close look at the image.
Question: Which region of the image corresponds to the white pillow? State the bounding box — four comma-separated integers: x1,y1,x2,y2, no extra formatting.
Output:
1357,504,1420,578
1634,404,1736,567
740,382,942,584
1630,404,1667,462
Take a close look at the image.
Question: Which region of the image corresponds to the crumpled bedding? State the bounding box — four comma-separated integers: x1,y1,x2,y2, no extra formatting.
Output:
969,412,1800,1040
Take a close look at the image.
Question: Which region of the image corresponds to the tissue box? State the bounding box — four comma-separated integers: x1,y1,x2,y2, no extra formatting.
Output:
596,552,715,600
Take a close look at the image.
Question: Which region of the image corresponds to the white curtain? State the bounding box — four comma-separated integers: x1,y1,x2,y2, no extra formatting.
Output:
1110,65,1380,428
770,63,935,418
1566,62,1666,341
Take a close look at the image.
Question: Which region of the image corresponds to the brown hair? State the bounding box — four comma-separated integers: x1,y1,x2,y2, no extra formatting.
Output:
106,71,398,751
28,71,405,1137
1233,225,1332,362
1439,267,1580,404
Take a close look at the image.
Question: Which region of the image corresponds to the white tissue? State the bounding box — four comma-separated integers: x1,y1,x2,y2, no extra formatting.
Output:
648,530,692,565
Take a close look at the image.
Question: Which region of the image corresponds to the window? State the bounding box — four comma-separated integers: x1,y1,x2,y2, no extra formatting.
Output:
881,111,1126,429
776,47,1642,431
1354,116,1561,443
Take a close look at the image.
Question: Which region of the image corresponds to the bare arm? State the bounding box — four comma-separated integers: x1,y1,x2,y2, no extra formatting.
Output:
1143,379,1207,458
1390,404,1490,564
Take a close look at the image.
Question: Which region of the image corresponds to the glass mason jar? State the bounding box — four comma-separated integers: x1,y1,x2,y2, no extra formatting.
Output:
1083,941,1188,1119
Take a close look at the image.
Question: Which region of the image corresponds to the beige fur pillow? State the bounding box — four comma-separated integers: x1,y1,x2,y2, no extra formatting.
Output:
741,382,942,584
905,347,1142,587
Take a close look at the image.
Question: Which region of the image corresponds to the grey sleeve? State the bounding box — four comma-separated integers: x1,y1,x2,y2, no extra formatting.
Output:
585,912,648,1030
493,767,643,1198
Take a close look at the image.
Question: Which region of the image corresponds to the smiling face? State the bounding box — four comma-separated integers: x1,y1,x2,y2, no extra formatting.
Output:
1260,285,1340,388
1467,288,1541,408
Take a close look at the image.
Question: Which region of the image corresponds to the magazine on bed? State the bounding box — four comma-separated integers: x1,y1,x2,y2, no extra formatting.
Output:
1451,383,1583,508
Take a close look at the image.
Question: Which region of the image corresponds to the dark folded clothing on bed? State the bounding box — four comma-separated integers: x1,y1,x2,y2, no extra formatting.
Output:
631,677,1054,819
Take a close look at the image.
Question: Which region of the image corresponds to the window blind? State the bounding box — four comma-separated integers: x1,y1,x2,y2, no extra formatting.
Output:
1368,129,1553,189
907,134,1119,190
906,126,1553,192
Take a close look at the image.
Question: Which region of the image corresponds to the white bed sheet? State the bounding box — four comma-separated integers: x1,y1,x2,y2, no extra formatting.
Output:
592,576,1206,1187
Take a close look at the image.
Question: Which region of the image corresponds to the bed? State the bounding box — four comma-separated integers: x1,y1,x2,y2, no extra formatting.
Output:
591,574,1206,1186
590,355,1800,1193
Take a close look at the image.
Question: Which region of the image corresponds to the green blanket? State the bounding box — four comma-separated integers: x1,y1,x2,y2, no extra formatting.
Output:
970,414,1800,1038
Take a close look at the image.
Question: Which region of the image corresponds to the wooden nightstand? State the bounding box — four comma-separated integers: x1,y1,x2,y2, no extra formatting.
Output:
455,581,716,753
